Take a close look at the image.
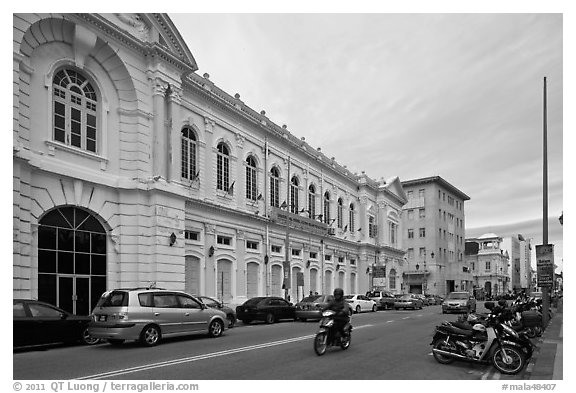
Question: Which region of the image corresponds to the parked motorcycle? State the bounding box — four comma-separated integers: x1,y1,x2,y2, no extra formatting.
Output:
431,301,532,375
313,310,352,356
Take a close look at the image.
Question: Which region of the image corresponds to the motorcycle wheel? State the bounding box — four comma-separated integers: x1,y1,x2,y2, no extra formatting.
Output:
492,345,526,375
340,333,351,350
432,339,456,364
314,332,328,356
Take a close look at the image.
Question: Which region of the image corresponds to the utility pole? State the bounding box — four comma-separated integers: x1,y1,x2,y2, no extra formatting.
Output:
540,76,552,327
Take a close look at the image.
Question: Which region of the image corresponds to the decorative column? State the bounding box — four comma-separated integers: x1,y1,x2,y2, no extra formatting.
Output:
203,117,215,201
151,79,168,177
168,86,182,182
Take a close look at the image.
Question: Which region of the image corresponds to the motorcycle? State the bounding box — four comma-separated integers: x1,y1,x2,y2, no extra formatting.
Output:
313,310,352,356
431,301,532,375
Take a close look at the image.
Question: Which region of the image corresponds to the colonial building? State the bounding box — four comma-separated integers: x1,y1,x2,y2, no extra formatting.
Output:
13,13,407,315
465,233,511,298
400,176,470,296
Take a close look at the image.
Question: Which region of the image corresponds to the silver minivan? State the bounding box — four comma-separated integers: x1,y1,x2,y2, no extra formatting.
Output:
88,288,227,346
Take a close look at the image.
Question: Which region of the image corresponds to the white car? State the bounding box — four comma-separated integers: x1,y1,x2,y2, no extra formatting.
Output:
344,294,378,314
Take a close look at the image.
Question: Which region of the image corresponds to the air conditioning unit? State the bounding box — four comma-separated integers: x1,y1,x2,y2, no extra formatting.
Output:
328,228,336,236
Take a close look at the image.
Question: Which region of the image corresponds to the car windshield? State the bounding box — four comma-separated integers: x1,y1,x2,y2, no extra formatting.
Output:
96,290,129,307
300,295,322,303
447,293,468,300
366,291,380,297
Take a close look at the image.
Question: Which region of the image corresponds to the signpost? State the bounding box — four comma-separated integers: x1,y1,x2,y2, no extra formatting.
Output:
372,266,387,288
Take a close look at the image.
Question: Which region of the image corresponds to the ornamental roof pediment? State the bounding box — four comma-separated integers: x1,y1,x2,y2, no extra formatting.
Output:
101,13,198,71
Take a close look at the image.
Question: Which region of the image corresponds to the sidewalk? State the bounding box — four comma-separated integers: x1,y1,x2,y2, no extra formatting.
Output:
525,300,563,380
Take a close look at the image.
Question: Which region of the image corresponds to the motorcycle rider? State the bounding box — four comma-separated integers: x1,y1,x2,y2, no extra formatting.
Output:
323,288,351,338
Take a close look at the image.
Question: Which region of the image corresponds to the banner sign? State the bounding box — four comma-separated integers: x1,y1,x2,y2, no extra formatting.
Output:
270,207,329,236
297,272,305,287
536,244,554,288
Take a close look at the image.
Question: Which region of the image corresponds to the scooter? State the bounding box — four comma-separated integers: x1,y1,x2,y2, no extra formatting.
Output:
431,301,531,375
313,310,352,356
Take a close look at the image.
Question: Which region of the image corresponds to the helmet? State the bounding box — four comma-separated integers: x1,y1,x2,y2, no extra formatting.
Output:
498,299,507,307
467,314,479,323
333,288,344,300
472,323,486,333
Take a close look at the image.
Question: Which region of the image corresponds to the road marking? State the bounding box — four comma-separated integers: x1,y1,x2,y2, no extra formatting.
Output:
402,317,411,320
386,320,395,323
77,324,375,380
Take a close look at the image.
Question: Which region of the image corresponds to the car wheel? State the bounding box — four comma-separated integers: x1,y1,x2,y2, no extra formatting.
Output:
355,305,361,314
208,319,224,337
140,324,161,347
265,313,276,324
395,307,399,310
299,318,307,322
81,327,100,345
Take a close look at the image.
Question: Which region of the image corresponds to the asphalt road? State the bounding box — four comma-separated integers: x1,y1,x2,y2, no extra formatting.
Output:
13,303,531,380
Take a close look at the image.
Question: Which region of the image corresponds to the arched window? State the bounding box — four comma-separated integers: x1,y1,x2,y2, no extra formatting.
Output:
269,167,280,208
389,269,397,290
308,184,316,219
323,192,331,224
217,143,230,191
290,177,299,214
349,203,356,232
337,198,343,228
52,69,98,152
181,127,197,181
245,156,257,201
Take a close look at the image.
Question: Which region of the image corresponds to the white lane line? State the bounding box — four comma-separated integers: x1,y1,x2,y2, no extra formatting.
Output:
402,317,411,320
386,320,395,323
78,324,374,380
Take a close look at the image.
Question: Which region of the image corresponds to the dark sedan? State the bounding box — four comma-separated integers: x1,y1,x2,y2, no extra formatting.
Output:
13,299,100,349
295,294,334,321
196,295,237,328
236,296,296,324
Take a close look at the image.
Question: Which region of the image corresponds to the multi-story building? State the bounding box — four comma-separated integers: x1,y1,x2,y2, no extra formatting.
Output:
501,234,532,293
465,234,511,298
400,176,470,296
12,13,407,315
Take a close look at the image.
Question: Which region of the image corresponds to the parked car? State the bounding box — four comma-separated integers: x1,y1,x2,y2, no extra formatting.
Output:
344,294,377,313
425,294,443,305
442,291,477,314
366,290,396,310
415,294,429,306
13,299,100,349
394,293,424,310
89,288,227,346
295,294,335,321
236,296,296,324
195,295,237,328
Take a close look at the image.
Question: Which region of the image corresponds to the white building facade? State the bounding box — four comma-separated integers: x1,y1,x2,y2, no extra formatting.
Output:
13,13,407,314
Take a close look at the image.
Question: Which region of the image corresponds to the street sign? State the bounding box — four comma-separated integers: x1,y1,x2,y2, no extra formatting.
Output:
536,244,554,288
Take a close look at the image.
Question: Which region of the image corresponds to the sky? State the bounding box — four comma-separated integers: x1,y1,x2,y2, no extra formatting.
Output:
169,10,565,271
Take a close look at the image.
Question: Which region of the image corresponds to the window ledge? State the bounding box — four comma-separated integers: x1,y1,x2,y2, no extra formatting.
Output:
45,140,108,170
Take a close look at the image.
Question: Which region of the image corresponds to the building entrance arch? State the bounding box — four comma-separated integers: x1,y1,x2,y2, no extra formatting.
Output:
37,206,107,315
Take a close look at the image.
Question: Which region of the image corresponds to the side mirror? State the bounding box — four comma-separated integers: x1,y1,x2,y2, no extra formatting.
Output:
60,313,68,320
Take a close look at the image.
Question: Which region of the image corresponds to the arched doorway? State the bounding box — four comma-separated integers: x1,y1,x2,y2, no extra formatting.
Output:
338,271,345,291
271,264,282,297
185,256,200,295
37,206,107,315
324,270,333,295
485,281,492,297
309,268,318,294
246,262,259,298
216,259,233,302
350,272,356,293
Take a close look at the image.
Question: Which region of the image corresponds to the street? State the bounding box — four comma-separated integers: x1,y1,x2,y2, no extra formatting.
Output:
13,303,532,380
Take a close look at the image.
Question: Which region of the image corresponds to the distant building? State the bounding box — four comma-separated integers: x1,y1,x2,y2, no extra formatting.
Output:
501,234,532,293
401,176,470,296
465,233,510,298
